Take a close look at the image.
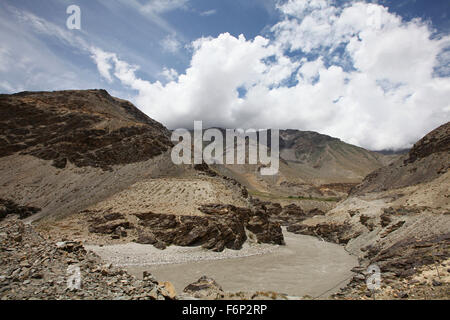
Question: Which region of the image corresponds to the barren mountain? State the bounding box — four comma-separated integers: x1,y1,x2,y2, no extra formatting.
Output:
0,90,180,222
279,130,396,182
351,122,450,195
208,129,396,207
0,89,172,170
0,90,283,253
287,122,450,299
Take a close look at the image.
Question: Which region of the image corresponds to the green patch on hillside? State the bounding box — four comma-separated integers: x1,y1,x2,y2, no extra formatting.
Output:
249,190,341,202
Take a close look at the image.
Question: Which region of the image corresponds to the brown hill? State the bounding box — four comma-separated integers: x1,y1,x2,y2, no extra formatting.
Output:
288,122,450,299
208,129,394,208
0,89,172,170
351,122,450,195
0,90,283,252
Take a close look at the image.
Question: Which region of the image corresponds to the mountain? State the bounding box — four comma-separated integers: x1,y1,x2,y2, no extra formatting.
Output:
0,89,172,170
287,122,450,299
278,129,393,183
351,122,450,195
208,129,395,204
0,90,179,222
0,90,283,252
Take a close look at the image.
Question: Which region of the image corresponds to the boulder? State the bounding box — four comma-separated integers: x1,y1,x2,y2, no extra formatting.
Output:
183,276,224,299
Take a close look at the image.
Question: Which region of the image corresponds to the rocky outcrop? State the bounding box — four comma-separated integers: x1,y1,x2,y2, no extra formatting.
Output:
406,122,450,163
0,218,175,300
287,222,360,245
315,123,450,299
183,276,225,299
364,233,450,278
0,199,40,221
250,199,325,227
85,211,133,240
133,205,284,252
0,90,172,170
181,276,291,300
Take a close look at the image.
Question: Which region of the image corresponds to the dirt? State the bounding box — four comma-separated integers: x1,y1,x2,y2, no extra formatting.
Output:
87,177,248,216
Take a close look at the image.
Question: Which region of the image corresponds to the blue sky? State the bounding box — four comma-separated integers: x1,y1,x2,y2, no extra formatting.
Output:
1,0,449,150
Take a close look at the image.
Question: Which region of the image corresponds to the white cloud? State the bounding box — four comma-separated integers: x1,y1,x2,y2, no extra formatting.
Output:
0,6,100,93
90,48,116,82
160,67,179,81
140,0,189,14
200,9,217,17
4,1,449,151
91,0,450,150
160,34,182,53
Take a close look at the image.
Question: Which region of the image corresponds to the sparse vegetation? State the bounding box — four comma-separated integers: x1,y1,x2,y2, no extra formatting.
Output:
249,190,341,202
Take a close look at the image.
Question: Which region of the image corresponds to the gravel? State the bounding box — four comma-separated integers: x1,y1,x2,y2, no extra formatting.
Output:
86,241,279,267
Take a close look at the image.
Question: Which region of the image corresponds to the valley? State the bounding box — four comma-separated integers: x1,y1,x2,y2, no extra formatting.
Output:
0,90,448,300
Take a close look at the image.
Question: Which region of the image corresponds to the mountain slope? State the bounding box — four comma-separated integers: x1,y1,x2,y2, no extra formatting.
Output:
0,89,172,170
351,122,450,195
287,122,450,299
209,129,395,202
0,90,180,221
278,129,393,183
0,90,284,252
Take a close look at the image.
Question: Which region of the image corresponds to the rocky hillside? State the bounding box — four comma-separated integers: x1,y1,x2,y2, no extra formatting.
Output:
208,129,394,205
351,122,450,195
286,122,450,299
0,90,284,251
0,90,172,170
279,130,394,183
0,90,182,222
0,216,176,300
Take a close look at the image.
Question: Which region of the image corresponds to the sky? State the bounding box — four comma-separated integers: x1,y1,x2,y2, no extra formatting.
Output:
0,0,449,151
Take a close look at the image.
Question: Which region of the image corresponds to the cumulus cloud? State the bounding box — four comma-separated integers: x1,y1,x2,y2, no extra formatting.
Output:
160,67,179,81
9,0,448,151
90,48,116,83
91,0,450,150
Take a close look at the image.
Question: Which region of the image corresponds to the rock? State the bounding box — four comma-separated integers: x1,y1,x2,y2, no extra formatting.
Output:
398,292,409,299
380,221,405,238
56,241,85,254
136,230,158,245
183,276,224,299
114,226,127,238
159,281,177,299
287,222,358,245
153,241,167,250
143,271,158,284
89,220,132,235
104,213,125,221
134,206,284,252
0,218,172,300
380,213,392,227
432,279,442,287
0,199,41,221
359,215,375,231
354,274,366,281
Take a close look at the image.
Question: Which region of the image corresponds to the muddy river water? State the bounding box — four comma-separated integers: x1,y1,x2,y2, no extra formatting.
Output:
88,231,358,298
